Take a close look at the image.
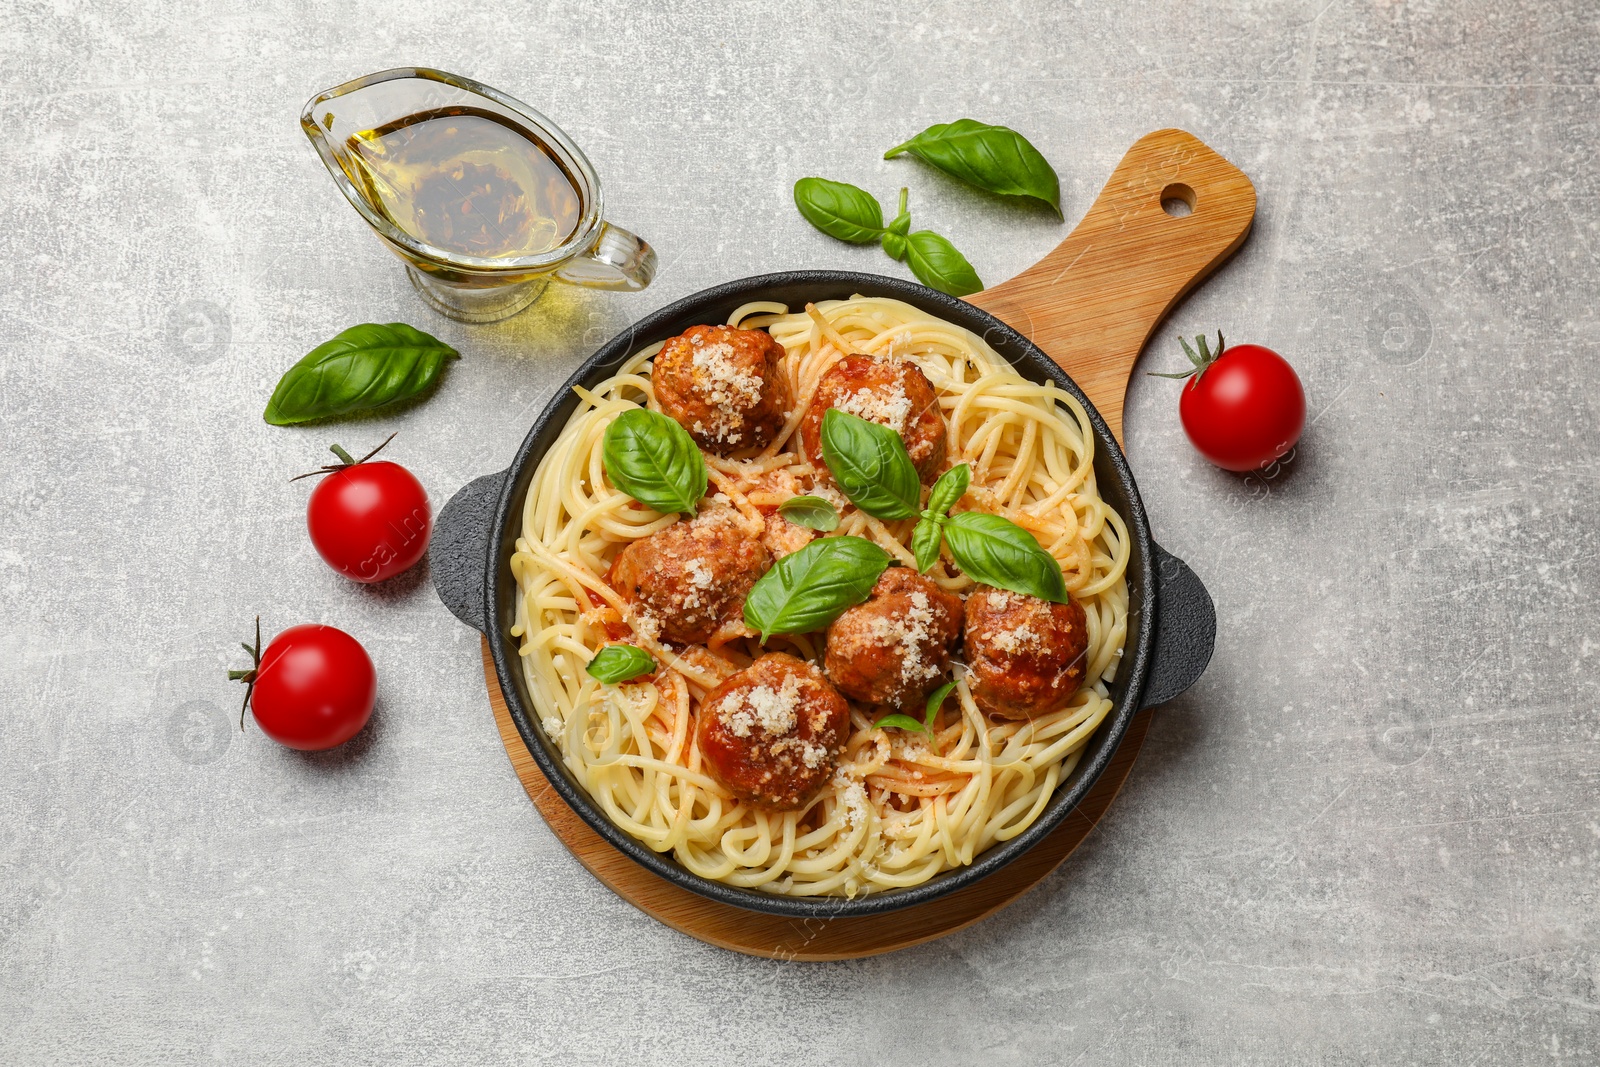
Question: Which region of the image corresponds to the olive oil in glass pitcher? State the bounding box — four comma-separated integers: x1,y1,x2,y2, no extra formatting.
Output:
303,68,656,323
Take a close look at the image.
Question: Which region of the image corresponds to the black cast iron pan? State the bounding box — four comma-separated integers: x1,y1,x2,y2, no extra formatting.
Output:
431,270,1215,919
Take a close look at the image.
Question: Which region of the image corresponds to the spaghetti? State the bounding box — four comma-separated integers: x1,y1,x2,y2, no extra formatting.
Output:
509,296,1130,896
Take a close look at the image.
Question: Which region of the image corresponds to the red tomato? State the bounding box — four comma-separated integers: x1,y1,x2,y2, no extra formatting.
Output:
250,624,376,750
307,458,432,583
1170,339,1305,472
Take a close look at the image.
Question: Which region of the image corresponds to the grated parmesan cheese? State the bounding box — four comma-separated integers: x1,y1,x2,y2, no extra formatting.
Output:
724,673,802,738
681,557,715,610
981,590,1048,656
839,779,870,832
632,610,662,642
689,337,764,442
858,588,943,689
810,483,850,511
836,383,912,430
762,512,815,558
989,623,1044,655
895,589,940,685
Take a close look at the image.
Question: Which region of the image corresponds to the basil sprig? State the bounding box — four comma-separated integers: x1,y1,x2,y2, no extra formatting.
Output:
263,323,459,425
819,409,922,520
869,188,981,296
602,408,707,515
908,463,1066,602
910,464,970,572
793,117,1060,296
792,181,983,298
586,644,655,684
943,512,1068,603
743,536,891,641
779,495,839,532
875,679,959,735
885,119,1062,217
793,177,885,243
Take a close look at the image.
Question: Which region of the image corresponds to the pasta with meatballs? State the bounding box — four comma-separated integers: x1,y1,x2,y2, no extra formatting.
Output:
509,296,1130,897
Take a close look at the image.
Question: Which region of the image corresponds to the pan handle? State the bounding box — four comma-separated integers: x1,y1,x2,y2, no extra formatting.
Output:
430,469,508,635
1139,543,1217,710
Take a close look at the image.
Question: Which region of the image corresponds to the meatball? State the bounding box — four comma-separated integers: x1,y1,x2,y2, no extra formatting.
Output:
799,355,947,484
653,325,791,453
607,505,770,646
963,587,1090,720
696,653,850,810
824,567,963,709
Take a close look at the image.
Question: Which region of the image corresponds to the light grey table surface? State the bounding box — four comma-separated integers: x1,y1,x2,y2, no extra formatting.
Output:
3,1,1597,1063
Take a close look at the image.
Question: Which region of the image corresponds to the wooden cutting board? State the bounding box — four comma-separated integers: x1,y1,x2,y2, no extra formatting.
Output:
483,128,1255,959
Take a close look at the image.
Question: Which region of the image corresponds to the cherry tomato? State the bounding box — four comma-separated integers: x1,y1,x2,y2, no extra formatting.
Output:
303,440,432,583
247,624,376,750
1161,334,1305,472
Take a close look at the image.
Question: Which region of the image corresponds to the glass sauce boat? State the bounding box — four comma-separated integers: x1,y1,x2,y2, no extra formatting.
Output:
302,67,656,323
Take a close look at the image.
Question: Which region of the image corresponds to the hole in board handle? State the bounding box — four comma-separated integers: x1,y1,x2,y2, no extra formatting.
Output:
1161,182,1196,217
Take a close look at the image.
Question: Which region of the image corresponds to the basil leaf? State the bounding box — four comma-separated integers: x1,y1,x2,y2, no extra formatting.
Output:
793,177,885,244
911,516,944,574
924,679,958,724
779,495,839,532
743,536,891,641
882,186,912,260
263,323,459,425
872,712,930,734
926,463,970,518
586,644,655,684
904,231,983,298
884,119,1062,216
942,511,1068,603
820,409,922,521
602,408,708,515
912,465,971,573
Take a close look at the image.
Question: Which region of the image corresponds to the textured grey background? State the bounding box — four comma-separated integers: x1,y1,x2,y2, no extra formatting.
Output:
2,1,1597,1063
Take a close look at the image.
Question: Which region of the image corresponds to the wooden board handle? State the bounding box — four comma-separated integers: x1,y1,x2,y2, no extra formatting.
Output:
968,128,1256,443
